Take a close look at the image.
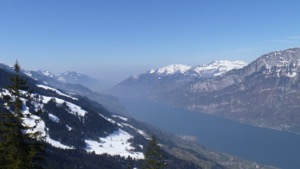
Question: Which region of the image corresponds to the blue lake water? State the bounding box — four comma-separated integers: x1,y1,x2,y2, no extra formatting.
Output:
120,98,300,169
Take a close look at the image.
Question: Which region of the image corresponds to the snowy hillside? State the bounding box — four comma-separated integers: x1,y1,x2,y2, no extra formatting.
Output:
0,82,146,159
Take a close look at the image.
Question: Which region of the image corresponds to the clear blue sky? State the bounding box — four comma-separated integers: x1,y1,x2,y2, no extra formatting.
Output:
1,0,300,86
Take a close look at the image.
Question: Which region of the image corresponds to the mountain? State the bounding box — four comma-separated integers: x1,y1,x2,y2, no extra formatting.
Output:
24,69,127,115
109,60,247,98
0,65,203,169
110,47,300,134
35,70,104,92
181,47,300,133
0,62,276,169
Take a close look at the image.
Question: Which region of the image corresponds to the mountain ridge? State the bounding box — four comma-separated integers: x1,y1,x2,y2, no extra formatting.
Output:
109,60,246,98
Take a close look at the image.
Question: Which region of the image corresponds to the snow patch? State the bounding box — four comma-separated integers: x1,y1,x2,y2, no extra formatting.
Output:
112,115,128,121
121,123,149,139
287,72,297,78
41,95,87,117
99,114,117,124
66,125,72,131
37,84,78,100
20,103,73,149
48,113,60,123
46,136,74,149
85,129,144,159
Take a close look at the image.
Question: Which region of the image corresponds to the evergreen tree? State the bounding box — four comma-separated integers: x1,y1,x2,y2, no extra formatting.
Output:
0,61,45,169
143,135,165,169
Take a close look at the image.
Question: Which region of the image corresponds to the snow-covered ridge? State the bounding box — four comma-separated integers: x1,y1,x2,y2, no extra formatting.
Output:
34,70,97,84
142,60,247,78
37,84,78,100
190,60,247,77
149,64,192,75
259,48,300,78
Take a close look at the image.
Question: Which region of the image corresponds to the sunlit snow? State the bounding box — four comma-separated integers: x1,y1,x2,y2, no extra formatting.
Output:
48,113,60,123
85,129,144,159
37,84,78,100
112,115,128,121
41,95,87,117
21,102,73,149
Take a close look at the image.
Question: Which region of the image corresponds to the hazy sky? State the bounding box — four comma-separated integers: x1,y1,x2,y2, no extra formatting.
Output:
1,0,300,86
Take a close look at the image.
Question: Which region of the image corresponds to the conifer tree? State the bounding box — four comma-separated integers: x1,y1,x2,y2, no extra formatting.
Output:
143,135,165,169
0,61,45,169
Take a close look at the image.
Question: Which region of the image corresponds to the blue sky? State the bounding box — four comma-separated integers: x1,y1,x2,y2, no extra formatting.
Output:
1,0,300,86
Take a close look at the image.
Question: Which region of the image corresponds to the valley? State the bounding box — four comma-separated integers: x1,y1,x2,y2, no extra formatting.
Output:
120,98,300,169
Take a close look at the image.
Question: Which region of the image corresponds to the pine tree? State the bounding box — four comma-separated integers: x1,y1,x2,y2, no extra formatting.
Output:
0,61,45,169
143,135,165,169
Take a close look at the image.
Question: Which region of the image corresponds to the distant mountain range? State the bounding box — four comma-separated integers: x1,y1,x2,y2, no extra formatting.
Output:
34,70,104,92
109,47,300,134
109,60,246,98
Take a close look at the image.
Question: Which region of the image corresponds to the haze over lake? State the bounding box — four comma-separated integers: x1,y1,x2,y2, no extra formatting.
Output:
120,98,300,169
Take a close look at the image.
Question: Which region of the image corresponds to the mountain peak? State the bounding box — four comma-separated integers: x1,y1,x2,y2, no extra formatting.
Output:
190,60,247,77
251,47,300,78
37,70,56,78
150,64,192,75
260,47,300,65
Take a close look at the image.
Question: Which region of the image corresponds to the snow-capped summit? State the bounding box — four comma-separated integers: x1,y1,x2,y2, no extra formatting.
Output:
189,60,247,77
109,60,247,98
247,47,300,78
57,71,97,83
150,64,192,75
144,60,246,78
39,70,55,78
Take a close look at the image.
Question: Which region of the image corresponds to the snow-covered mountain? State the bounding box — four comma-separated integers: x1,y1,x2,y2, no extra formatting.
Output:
148,64,192,75
108,60,246,98
23,69,127,115
34,70,103,92
187,60,247,77
145,61,246,78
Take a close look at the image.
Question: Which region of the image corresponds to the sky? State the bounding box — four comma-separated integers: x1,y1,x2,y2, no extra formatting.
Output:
1,0,300,87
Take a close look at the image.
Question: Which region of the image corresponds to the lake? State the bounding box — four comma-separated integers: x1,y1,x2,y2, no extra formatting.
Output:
120,98,300,169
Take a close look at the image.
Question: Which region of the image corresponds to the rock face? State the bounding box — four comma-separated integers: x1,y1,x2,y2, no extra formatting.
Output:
110,47,300,133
